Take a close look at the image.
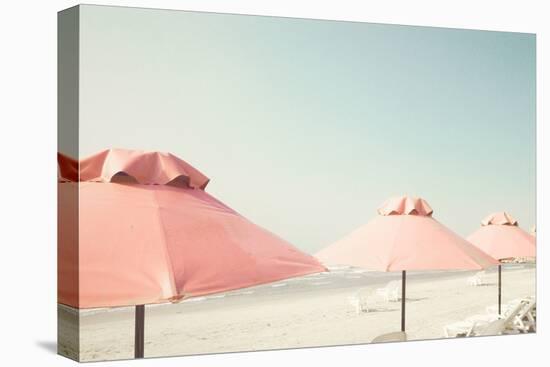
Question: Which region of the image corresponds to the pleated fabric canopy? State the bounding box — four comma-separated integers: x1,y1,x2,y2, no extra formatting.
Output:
467,212,536,315
316,195,498,332
316,195,497,271
467,212,536,261
58,149,326,309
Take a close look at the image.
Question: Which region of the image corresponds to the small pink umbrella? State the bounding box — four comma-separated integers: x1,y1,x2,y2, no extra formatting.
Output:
316,195,498,332
58,149,325,357
467,212,536,314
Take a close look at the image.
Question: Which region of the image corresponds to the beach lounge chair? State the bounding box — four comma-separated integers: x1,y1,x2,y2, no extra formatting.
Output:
476,319,513,336
445,299,530,337
371,331,407,343
473,302,528,336
376,280,401,302
444,314,498,337
512,299,536,332
484,297,536,332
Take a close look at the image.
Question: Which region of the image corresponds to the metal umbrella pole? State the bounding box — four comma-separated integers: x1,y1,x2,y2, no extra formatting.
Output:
135,305,145,359
401,270,406,332
498,264,502,315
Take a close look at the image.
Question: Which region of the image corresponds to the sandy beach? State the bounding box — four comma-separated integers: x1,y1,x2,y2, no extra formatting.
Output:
59,264,535,362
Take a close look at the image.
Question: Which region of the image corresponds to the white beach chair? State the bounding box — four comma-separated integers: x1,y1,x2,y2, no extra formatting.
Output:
476,319,513,336
512,299,536,332
348,288,371,314
446,300,530,337
376,280,401,302
444,314,499,338
371,331,407,343
467,271,490,286
473,301,529,336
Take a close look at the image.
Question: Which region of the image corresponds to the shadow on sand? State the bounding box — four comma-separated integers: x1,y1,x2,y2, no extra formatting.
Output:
36,340,57,354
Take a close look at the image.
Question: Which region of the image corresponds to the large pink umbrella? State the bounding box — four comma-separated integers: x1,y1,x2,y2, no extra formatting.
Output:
467,212,536,314
316,195,498,332
58,149,325,357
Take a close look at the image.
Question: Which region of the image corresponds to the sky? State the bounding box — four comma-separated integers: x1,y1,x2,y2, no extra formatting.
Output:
78,5,536,254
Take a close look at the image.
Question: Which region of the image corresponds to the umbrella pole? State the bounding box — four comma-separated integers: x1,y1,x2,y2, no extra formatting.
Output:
401,270,406,332
135,304,145,359
498,265,502,315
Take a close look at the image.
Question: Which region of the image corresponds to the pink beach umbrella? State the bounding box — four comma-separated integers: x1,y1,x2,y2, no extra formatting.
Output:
316,195,498,332
467,212,536,314
58,149,325,358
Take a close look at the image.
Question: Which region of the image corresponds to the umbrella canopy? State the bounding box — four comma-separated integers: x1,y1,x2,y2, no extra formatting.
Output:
58,149,326,308
467,212,536,316
316,195,498,271
467,212,536,261
316,195,498,333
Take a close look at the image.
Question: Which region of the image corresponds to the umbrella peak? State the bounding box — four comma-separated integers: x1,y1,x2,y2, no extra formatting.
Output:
481,212,518,226
377,195,433,217
58,148,210,189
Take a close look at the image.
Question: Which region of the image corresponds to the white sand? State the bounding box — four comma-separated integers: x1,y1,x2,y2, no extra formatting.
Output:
59,264,535,362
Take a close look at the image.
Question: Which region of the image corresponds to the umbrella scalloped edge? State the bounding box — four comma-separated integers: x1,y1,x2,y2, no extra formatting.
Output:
377,195,433,216
58,149,210,189
481,212,518,226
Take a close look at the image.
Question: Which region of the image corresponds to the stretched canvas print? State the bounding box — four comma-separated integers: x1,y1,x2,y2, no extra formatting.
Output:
57,4,537,362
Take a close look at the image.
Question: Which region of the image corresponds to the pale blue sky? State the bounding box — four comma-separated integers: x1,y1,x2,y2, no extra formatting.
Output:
79,5,536,254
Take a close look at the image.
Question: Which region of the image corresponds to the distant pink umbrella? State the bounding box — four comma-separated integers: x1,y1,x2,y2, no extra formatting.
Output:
467,212,536,314
58,149,325,358
316,195,498,332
